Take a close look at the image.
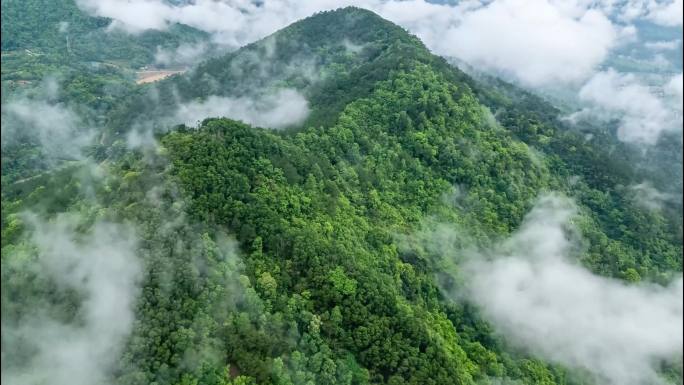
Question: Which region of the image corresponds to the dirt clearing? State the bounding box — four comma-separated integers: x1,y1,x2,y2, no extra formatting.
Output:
136,69,186,84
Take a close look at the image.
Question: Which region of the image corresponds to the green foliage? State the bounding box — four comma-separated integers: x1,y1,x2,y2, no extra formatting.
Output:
1,6,681,385
1,0,208,73
159,63,568,384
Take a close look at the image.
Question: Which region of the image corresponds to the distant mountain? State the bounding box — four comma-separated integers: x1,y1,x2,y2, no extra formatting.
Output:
0,0,211,182
1,0,208,76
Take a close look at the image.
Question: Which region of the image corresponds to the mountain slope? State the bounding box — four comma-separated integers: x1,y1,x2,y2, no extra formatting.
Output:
0,0,210,186
106,6,681,280
104,7,428,135
160,63,552,384
1,6,682,385
1,0,208,74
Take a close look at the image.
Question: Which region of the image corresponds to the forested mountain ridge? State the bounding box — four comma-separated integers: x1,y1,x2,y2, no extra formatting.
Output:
2,5,682,385
103,7,434,137
107,6,680,280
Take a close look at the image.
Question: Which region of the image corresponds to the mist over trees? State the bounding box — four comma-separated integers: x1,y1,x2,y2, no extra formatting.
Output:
1,2,682,385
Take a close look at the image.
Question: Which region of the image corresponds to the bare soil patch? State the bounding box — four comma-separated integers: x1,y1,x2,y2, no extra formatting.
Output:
135,69,186,84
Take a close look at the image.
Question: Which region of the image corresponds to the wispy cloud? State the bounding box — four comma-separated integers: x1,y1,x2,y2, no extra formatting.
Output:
413,193,683,385
175,88,310,129
569,69,682,144
2,213,142,385
154,41,210,67
1,87,95,164
629,181,679,210
645,39,683,51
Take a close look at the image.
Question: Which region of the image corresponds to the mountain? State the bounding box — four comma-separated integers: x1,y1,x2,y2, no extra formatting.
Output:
104,7,444,135
1,0,211,185
1,5,682,385
1,0,208,76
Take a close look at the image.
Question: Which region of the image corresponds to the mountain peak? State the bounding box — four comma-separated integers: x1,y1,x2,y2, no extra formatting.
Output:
271,5,424,53
107,4,438,133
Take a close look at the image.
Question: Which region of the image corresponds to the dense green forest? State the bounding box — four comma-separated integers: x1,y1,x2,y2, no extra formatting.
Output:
1,0,208,78
2,4,682,385
0,0,209,187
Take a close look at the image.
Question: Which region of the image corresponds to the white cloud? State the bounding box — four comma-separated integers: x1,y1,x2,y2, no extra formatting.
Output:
2,214,142,385
76,0,357,45
1,77,97,166
154,42,209,67
665,72,683,107
645,39,682,50
576,69,681,144
629,182,678,210
175,88,310,129
125,127,158,150
664,72,684,133
612,0,683,26
616,24,639,45
436,0,616,86
457,193,683,385
646,0,683,27
75,0,625,87
77,0,171,32
58,21,70,33
1,99,95,163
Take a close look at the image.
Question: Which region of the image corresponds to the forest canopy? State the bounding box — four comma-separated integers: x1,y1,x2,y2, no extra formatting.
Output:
1,4,682,385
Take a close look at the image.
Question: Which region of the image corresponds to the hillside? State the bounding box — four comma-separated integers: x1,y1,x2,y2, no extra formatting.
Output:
1,6,682,385
1,0,208,79
0,0,210,185
102,7,681,280
103,7,435,136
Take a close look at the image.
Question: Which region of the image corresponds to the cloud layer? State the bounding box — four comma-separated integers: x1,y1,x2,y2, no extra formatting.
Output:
74,0,667,86
428,0,616,86
574,69,683,144
454,194,683,385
